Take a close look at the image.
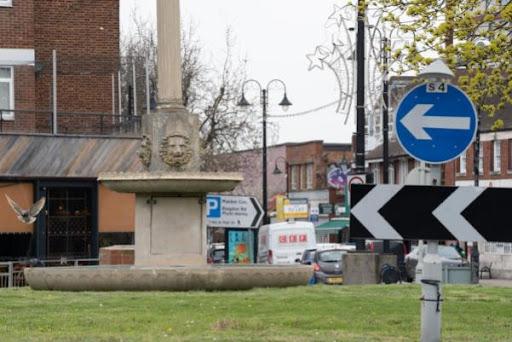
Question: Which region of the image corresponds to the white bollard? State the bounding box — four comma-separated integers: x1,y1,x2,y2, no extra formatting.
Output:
420,241,443,342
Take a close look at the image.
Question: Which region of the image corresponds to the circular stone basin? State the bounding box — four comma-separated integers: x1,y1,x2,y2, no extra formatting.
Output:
24,265,313,291
98,172,243,194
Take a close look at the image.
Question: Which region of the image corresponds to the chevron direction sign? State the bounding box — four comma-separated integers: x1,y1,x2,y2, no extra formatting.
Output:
350,184,512,242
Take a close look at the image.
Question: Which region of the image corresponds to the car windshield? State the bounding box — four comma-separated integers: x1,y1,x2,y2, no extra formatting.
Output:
410,245,461,259
438,246,461,259
303,250,315,261
317,250,343,262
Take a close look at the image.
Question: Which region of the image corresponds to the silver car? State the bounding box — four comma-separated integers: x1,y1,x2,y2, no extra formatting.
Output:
313,249,345,285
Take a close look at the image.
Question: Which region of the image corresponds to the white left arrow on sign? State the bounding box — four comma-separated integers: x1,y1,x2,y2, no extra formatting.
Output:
351,185,403,240
401,104,471,140
432,187,486,241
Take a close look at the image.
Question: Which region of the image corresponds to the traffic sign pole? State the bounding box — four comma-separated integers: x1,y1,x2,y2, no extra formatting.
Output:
417,162,443,342
421,241,443,342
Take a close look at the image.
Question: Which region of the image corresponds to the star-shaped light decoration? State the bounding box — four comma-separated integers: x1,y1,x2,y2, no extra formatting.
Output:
331,32,345,48
327,4,346,28
306,46,330,71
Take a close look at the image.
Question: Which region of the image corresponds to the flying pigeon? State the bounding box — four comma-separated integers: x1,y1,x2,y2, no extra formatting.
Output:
5,195,46,224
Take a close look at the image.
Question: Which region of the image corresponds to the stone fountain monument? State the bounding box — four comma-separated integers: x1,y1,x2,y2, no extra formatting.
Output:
24,0,311,291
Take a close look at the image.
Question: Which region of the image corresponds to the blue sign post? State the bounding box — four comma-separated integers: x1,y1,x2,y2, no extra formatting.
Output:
395,82,477,164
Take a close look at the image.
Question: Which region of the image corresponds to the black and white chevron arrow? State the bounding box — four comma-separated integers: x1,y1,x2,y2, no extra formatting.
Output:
350,184,512,242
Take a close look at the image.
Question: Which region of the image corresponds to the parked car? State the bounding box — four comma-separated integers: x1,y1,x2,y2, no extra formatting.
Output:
312,249,345,285
299,249,316,265
405,245,467,281
207,243,225,264
317,243,356,252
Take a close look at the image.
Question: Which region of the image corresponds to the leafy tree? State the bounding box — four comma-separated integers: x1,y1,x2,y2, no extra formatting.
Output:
371,0,511,126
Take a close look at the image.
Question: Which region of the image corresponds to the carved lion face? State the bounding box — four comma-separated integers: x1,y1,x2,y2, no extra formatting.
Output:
160,134,193,168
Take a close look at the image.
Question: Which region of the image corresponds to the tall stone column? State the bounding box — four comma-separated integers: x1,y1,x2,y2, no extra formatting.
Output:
156,0,183,109
139,0,200,172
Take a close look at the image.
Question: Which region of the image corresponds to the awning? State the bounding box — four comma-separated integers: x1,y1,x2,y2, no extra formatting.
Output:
315,218,349,231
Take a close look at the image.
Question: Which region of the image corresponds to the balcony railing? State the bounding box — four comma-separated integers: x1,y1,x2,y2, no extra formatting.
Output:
0,109,142,137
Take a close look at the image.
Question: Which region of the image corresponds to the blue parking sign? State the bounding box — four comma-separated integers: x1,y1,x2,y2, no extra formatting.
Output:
207,196,221,218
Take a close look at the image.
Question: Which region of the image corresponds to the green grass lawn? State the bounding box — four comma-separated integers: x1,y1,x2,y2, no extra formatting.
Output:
0,284,511,341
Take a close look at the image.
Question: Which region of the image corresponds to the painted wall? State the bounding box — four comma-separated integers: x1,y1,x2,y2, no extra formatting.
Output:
98,185,135,233
0,182,34,234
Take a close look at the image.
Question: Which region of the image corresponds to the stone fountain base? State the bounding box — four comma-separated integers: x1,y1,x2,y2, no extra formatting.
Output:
24,265,313,291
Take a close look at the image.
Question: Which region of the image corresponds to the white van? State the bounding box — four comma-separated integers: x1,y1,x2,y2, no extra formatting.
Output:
258,221,316,264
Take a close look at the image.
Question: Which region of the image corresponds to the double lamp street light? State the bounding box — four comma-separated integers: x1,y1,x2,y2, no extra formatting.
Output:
238,79,292,225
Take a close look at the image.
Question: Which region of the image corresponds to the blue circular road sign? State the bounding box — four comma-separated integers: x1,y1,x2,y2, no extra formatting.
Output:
395,83,477,164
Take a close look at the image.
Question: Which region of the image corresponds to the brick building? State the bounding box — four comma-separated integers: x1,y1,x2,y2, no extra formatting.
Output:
0,0,123,134
0,0,141,263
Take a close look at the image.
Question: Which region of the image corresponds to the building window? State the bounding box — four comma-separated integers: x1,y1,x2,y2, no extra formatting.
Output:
300,165,307,190
407,159,416,172
372,165,381,185
493,140,501,174
389,163,396,184
479,144,483,175
0,0,13,7
508,140,512,171
460,152,467,175
290,165,298,191
394,161,400,184
0,66,14,120
306,164,313,189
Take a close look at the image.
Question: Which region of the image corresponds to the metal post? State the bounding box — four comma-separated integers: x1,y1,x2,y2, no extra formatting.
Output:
112,74,116,125
382,37,390,185
355,0,366,174
473,117,480,187
132,63,138,116
354,0,366,251
118,70,122,121
52,50,58,135
471,111,481,283
382,37,390,254
146,56,151,115
8,262,13,288
416,160,443,342
262,89,269,225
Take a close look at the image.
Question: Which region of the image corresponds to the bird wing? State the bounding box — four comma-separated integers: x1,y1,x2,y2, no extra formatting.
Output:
29,197,46,217
5,195,25,217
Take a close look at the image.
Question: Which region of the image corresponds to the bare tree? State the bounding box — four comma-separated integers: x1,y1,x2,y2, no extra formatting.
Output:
120,11,158,115
121,13,263,170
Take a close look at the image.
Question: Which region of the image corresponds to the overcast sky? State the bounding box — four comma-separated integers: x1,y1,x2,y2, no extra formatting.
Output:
120,0,354,145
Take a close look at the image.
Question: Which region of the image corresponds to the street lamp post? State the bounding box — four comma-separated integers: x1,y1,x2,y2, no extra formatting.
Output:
272,156,289,198
238,79,292,225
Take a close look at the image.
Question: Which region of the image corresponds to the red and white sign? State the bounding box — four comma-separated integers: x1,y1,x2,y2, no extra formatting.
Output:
278,234,308,244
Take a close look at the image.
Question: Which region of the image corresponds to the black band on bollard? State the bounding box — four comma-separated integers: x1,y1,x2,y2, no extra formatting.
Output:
420,279,443,312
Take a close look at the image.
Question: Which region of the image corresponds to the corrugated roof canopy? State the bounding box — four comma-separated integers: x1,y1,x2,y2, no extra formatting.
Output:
0,134,143,178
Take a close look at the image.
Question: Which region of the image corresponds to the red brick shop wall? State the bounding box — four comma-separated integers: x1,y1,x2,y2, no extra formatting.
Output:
33,0,120,131
1,66,36,133
444,139,512,186
287,141,324,190
0,0,34,49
